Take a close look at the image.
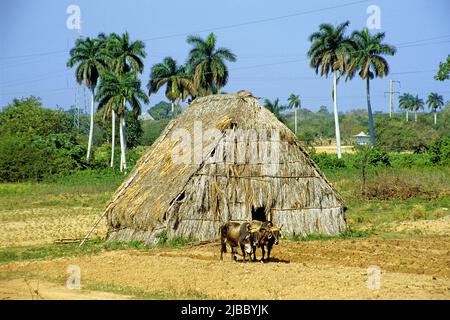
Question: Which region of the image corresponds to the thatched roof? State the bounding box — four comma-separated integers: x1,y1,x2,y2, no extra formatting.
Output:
105,91,346,243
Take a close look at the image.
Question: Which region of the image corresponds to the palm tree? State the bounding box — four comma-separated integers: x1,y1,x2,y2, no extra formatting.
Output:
399,93,413,121
264,98,286,123
426,92,444,125
108,32,146,74
288,94,301,134
307,21,354,158
186,33,236,96
67,36,110,161
411,94,424,122
348,28,396,146
148,57,195,115
104,32,146,167
96,71,149,172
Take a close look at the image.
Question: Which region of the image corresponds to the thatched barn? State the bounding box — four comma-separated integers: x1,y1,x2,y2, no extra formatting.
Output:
105,91,347,244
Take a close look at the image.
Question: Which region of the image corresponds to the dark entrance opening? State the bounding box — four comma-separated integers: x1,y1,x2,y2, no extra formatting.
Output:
252,207,266,222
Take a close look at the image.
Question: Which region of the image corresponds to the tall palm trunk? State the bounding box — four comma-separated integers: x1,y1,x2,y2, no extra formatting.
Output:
119,114,125,172
171,101,175,115
414,111,417,122
333,71,342,159
119,100,127,172
86,87,95,161
366,77,375,147
121,115,127,171
110,109,116,167
434,110,437,125
406,111,409,122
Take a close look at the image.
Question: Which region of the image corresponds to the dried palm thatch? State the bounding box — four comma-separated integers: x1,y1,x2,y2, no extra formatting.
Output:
105,91,347,245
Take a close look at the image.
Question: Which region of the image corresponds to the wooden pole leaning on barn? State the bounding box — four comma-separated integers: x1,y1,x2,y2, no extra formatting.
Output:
79,208,109,247
79,165,144,247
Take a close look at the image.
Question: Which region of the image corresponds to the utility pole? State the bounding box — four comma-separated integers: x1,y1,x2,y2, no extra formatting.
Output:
389,80,393,118
384,79,400,118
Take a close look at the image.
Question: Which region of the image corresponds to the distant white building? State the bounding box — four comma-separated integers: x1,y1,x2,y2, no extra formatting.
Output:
138,113,154,121
353,132,369,145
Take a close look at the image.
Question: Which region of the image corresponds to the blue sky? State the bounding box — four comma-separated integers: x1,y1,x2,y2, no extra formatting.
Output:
1,0,449,114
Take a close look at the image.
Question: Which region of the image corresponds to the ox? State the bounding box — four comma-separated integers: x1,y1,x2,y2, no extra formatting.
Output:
220,221,260,262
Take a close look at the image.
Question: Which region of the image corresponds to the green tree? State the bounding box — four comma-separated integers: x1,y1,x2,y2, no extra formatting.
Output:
96,71,149,172
263,98,286,123
426,92,444,125
399,93,413,122
434,55,450,81
148,101,176,120
148,57,195,115
307,21,354,158
67,36,110,161
411,94,424,122
186,33,236,96
348,28,396,146
108,32,146,74
288,94,301,134
102,32,146,167
0,97,88,182
0,97,70,137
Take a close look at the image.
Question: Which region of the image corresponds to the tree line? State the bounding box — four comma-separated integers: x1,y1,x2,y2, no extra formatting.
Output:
6,24,447,181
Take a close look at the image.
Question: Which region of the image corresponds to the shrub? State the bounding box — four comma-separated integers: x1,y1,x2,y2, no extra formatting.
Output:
90,143,146,171
0,134,87,182
140,119,169,146
310,152,346,169
0,96,71,137
428,136,450,165
367,148,390,166
375,116,439,152
389,153,432,167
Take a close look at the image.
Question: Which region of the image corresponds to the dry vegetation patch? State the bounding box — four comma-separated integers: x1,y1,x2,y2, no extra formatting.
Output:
363,176,436,200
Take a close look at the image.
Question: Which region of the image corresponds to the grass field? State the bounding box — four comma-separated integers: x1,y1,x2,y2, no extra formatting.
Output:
0,167,449,299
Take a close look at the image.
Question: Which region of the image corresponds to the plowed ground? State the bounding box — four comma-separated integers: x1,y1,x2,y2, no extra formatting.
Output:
1,236,449,299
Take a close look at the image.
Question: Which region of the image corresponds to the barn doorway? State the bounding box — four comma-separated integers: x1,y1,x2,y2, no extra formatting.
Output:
252,207,266,222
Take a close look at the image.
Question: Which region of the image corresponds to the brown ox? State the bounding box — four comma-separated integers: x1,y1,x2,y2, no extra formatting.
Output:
220,221,260,262
250,220,283,262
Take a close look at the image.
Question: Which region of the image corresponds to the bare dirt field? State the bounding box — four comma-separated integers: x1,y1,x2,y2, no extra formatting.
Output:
1,236,449,300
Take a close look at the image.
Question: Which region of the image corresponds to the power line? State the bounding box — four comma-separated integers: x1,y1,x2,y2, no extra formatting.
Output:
0,70,71,87
395,34,450,46
397,39,450,48
0,50,67,61
391,69,437,75
0,0,369,62
1,87,75,96
0,3,448,65
141,0,370,42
